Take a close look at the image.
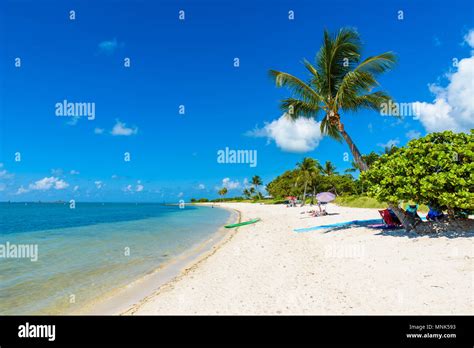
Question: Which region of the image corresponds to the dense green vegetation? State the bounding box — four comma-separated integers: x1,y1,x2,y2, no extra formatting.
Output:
190,198,210,203
361,131,474,217
334,195,386,209
191,132,472,220
266,160,359,202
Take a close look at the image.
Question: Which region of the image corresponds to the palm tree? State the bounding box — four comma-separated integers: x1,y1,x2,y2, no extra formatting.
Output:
249,186,256,196
296,157,321,206
251,175,263,194
242,188,251,199
344,161,358,173
308,167,323,204
270,28,396,172
218,187,228,201
322,161,338,176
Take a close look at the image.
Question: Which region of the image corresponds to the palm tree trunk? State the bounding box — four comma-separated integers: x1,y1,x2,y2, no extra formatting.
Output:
302,181,308,206
339,127,369,172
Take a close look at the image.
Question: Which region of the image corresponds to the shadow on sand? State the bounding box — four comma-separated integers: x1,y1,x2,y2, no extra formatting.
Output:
320,220,474,239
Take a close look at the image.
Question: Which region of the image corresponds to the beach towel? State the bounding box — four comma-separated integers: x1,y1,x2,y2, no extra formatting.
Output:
294,219,382,233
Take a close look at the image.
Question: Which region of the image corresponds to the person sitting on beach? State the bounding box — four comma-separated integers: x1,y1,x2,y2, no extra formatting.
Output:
426,206,445,221
405,204,423,223
405,204,418,217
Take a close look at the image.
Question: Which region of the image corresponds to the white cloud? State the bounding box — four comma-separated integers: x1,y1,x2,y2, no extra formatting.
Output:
51,168,63,176
16,186,29,195
0,164,14,179
67,116,80,126
0,169,13,179
198,184,205,190
378,139,399,149
98,38,123,55
124,182,144,192
29,177,69,191
411,30,474,133
247,113,323,153
94,181,103,189
406,130,421,140
55,180,69,189
178,192,184,198
221,177,240,190
464,29,474,51
0,183,5,191
110,119,138,136
70,170,80,175
94,127,104,134
73,185,79,192
111,174,119,179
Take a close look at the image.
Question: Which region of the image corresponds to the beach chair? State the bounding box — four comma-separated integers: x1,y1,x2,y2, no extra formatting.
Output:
378,209,402,228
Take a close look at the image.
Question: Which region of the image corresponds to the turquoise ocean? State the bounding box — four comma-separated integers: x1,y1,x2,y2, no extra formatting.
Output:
0,202,230,314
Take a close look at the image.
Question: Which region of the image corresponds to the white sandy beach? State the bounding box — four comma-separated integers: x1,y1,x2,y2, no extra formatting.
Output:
123,203,473,315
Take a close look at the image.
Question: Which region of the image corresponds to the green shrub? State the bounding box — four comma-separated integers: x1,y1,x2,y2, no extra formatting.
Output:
361,131,473,214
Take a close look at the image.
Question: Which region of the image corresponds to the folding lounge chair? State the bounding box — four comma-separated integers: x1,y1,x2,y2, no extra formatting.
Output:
378,209,402,228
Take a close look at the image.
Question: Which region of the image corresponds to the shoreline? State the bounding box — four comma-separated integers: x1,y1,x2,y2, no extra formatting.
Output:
122,204,242,315
126,202,473,315
77,205,240,315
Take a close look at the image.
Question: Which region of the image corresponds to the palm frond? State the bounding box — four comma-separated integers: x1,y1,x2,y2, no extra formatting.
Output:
303,59,322,91
269,70,321,102
354,52,397,75
335,70,379,107
280,98,322,120
317,28,362,98
341,91,393,113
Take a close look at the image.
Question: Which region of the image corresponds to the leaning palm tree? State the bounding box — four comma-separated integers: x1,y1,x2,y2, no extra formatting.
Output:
270,28,396,171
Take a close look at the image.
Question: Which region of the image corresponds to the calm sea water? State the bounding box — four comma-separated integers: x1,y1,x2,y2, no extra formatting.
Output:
0,202,230,314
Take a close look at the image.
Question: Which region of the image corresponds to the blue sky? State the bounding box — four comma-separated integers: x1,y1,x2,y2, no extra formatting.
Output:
1,0,473,202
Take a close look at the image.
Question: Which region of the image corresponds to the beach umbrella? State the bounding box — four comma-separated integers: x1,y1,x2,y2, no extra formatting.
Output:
316,192,336,203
